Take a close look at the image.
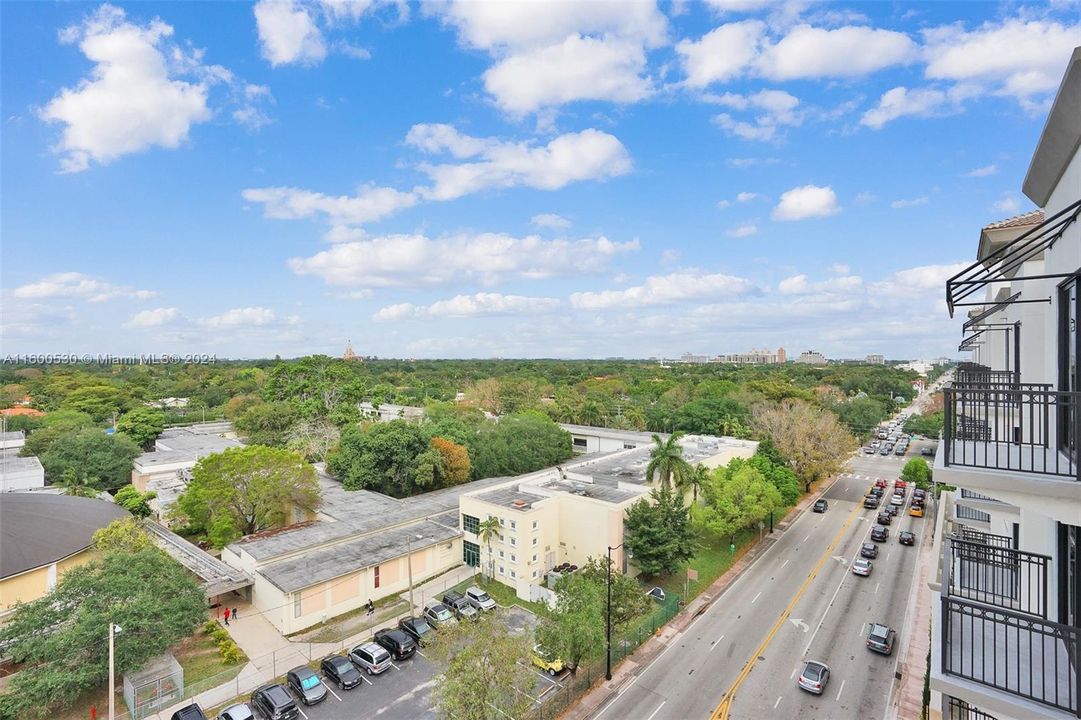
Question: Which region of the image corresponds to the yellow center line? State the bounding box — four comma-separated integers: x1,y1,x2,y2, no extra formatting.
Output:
710,498,864,720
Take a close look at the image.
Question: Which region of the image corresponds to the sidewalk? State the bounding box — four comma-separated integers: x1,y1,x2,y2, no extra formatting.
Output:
561,482,831,720
400,564,480,613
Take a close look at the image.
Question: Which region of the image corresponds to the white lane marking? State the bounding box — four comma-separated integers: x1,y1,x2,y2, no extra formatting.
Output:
362,674,373,685
790,666,798,680
875,582,880,595
804,534,811,542
325,684,343,702
804,513,876,657
415,649,427,658
390,661,402,671
751,591,762,604
297,709,308,720
781,559,790,569
646,700,667,720
886,552,892,562
774,695,782,709
836,679,846,701
709,634,725,652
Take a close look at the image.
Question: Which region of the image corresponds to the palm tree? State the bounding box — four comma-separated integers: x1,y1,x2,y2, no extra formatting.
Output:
477,516,501,581
56,468,99,498
646,432,692,490
679,463,711,506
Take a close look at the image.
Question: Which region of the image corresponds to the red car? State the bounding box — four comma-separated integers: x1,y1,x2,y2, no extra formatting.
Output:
895,479,907,489
875,479,887,488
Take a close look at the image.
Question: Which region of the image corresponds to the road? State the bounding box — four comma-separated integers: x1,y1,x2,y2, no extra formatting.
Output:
589,446,933,720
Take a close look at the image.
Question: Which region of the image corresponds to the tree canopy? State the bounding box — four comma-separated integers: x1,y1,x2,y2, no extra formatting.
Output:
176,445,320,547
695,463,784,541
38,428,141,491
115,406,166,448
753,399,856,491
624,486,696,577
0,548,206,720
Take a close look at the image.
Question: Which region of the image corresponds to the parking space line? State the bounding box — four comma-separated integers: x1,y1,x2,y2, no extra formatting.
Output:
361,674,373,685
325,684,343,702
751,591,762,604
297,708,308,720
415,649,427,658
773,696,782,709
708,633,725,652
646,700,667,720
875,582,880,595
781,559,789,569
390,661,402,671
836,679,846,701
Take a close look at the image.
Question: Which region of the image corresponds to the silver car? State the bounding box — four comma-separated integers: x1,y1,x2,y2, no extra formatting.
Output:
797,661,830,695
851,558,873,576
465,586,497,612
423,600,458,628
349,642,392,675
218,706,254,720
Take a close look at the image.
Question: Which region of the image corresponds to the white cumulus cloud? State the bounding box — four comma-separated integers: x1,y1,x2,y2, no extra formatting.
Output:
727,223,758,238
128,307,179,327
13,272,157,303
199,306,277,328
890,196,929,209
242,185,419,225
254,0,327,66
373,293,562,321
964,164,998,178
757,24,917,80
771,185,840,221
570,271,755,309
531,213,572,229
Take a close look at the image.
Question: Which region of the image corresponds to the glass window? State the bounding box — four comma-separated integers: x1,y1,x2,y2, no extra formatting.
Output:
532,521,538,529
462,514,480,535
294,593,301,618
510,520,516,530
463,540,480,567
498,565,504,575
510,537,516,547
374,565,380,589
499,550,504,558
510,570,516,579
532,537,538,546
532,554,537,562
510,554,516,562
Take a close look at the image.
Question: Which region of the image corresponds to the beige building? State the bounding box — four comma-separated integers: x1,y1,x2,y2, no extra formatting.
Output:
460,432,758,603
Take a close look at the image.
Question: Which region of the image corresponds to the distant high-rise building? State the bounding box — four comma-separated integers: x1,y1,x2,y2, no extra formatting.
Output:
680,353,710,364
343,341,360,361
866,354,885,365
720,348,784,365
777,347,786,363
795,350,827,364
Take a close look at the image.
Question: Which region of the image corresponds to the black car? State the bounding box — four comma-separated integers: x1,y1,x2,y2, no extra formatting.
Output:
250,684,299,720
374,628,417,660
860,543,879,559
884,504,900,517
863,495,880,509
813,499,828,513
398,616,433,646
170,705,207,720
920,446,936,456
320,654,362,690
876,512,892,525
869,486,885,498
898,531,916,546
286,666,328,706
871,524,889,542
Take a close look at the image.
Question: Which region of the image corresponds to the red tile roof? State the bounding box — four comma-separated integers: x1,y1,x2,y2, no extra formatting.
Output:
982,209,1044,231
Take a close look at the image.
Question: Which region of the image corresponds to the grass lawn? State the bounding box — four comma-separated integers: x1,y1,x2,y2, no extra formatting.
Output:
449,575,549,617
655,506,793,603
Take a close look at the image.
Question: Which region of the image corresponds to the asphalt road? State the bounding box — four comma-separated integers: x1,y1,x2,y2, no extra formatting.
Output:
589,447,932,720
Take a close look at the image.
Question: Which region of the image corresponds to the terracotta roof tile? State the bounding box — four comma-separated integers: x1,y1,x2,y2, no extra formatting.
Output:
983,209,1044,231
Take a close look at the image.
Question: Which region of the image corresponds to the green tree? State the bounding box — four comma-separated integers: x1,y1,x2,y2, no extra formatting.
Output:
624,486,696,577
328,420,431,495
477,516,501,581
55,467,100,498
115,407,166,448
92,517,154,553
645,432,692,490
59,384,130,421
902,457,932,489
576,556,649,628
904,412,944,438
671,397,751,438
0,548,206,719
427,614,535,720
678,463,711,505
114,485,157,519
176,445,320,548
233,401,299,447
536,572,605,675
832,396,888,438
695,463,784,542
39,429,141,490
467,412,573,480
752,400,856,492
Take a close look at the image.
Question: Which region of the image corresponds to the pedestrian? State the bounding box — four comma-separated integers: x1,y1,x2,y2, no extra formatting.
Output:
232,607,238,621
366,599,374,617
223,607,230,625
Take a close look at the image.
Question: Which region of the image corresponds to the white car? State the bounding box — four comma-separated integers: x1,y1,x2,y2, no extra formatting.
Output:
890,494,904,506
851,558,873,576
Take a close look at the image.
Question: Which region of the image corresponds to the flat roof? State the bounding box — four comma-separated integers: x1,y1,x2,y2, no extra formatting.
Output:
537,479,640,505
0,455,43,475
558,423,661,444
257,517,461,593
571,435,757,487
154,434,240,454
0,431,26,442
475,486,547,511
1,494,128,578
134,450,199,469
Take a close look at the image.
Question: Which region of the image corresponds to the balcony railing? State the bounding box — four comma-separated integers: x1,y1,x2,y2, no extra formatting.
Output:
956,527,1012,549
955,505,992,523
955,369,1020,387
959,489,1003,503
948,537,1050,618
946,696,998,720
943,385,1079,480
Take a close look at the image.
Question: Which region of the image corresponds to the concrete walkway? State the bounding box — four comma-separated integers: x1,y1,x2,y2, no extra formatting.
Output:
400,564,480,613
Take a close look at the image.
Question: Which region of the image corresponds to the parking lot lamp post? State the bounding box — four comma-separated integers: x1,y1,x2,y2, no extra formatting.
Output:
407,533,423,613
108,623,121,720
606,543,624,681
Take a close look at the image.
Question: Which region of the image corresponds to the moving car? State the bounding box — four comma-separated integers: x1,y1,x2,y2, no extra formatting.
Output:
880,446,891,455
869,486,884,497
398,616,433,646
217,704,253,720
871,525,889,542
884,504,899,517
442,591,479,621
899,531,916,545
286,666,328,706
909,504,925,517
531,644,564,676
861,543,879,559
171,705,208,720
349,642,392,675
876,511,892,525
250,684,299,720
874,478,887,488
797,661,831,695
320,654,362,690
813,499,828,513
423,600,458,628
895,479,907,489
890,493,905,506
866,623,897,655
920,446,935,456
851,558,873,576
913,488,926,499
465,586,498,612
863,495,880,509
374,628,417,660
863,446,874,454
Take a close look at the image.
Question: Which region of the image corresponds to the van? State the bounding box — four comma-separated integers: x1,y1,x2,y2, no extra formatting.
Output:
249,684,299,720
349,641,392,675
465,586,497,612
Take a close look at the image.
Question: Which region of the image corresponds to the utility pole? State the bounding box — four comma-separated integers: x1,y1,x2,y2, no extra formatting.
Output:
406,532,424,614
108,623,121,720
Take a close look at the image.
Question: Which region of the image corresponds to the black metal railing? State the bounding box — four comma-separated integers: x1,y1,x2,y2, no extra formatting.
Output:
957,526,1012,548
947,696,998,720
955,369,1019,387
955,505,992,523
948,537,1050,618
959,489,1003,504
941,596,1080,716
943,385,1079,480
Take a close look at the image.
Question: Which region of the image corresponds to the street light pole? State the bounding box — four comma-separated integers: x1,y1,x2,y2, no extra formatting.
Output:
108,623,121,720
606,543,624,681
407,533,423,614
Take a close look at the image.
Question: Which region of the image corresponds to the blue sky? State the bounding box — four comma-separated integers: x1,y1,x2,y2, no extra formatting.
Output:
2,1,1078,360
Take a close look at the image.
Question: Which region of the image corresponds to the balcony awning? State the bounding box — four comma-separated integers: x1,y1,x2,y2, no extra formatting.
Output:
962,292,1021,331
958,328,986,351
946,198,1081,317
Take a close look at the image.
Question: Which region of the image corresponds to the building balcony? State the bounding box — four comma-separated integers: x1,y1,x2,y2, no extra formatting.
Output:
938,385,1081,505
933,535,1080,719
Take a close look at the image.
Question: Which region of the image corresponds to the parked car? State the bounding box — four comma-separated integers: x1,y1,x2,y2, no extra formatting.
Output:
647,586,666,601
171,705,208,720
876,511,892,525
871,525,889,542
286,666,328,706
442,591,479,621
399,616,434,646
349,642,393,675
375,628,417,660
851,558,873,576
866,623,897,655
423,600,458,628
531,644,564,675
880,446,891,455
909,504,925,517
250,684,299,720
861,543,879,559
217,704,254,720
863,446,874,454
797,661,831,695
465,586,498,612
920,446,935,456
912,488,926,499
863,495,881,509
813,499,828,513
320,654,362,690
899,531,916,545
